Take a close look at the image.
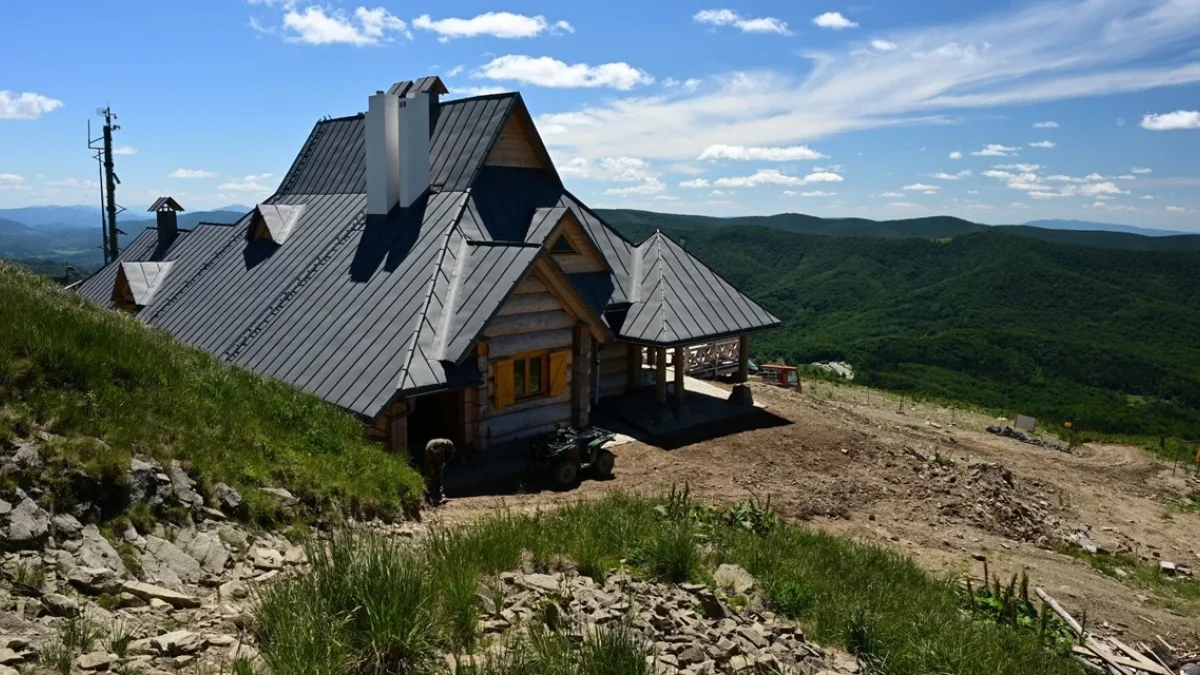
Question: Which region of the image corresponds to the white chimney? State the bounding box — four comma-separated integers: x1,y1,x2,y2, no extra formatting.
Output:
397,92,431,209
366,91,400,217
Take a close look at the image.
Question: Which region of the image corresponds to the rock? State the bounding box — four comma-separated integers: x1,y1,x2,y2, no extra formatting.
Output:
0,664,18,675
695,590,731,620
678,645,706,665
51,513,83,537
120,580,201,609
168,462,204,508
0,499,10,516
76,525,129,576
213,483,243,511
6,498,49,546
13,442,40,467
75,651,114,671
283,546,306,565
150,630,201,656
42,592,81,618
516,573,561,594
1068,530,1099,555
1160,561,1177,576
178,531,229,575
67,566,119,595
250,547,283,570
0,649,20,666
218,580,247,601
128,458,172,506
1179,664,1200,675
141,535,203,585
714,564,756,595
259,487,298,507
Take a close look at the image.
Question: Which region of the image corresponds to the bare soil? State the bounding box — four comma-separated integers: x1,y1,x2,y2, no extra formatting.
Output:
435,379,1200,648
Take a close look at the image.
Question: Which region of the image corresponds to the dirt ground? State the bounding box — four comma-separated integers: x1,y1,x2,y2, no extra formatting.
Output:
434,379,1200,648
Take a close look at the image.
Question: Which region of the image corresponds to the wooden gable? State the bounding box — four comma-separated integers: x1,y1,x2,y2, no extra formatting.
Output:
485,102,553,171
545,211,609,275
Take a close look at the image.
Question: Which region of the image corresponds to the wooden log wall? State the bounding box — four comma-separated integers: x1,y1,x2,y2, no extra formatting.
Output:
485,113,548,170
598,343,632,399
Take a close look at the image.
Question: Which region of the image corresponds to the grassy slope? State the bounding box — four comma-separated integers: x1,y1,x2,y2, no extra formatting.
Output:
0,263,423,522
604,220,1200,438
255,493,1081,675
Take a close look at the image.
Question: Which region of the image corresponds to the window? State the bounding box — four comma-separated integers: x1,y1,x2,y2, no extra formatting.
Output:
549,234,578,254
494,350,570,408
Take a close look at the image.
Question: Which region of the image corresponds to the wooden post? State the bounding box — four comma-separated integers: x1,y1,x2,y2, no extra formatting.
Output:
475,340,489,453
729,334,754,407
626,343,640,391
655,347,667,405
673,345,686,405
571,324,590,427
389,398,410,454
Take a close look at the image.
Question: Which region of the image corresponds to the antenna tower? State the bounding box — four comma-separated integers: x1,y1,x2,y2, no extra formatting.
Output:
88,107,126,265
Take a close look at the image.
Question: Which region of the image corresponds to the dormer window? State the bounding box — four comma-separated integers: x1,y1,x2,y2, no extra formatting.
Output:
549,233,578,254
113,261,173,312
249,204,304,245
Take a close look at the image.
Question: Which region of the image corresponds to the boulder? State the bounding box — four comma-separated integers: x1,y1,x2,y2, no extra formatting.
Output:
150,630,202,656
12,442,40,467
0,648,21,666
67,566,119,595
168,462,204,508
250,547,283,570
76,524,129,576
127,458,172,506
176,529,229,575
714,564,756,595
120,580,200,609
141,535,203,585
42,592,81,618
75,651,114,671
0,499,10,516
6,498,49,547
51,513,83,538
213,483,242,511
259,487,298,507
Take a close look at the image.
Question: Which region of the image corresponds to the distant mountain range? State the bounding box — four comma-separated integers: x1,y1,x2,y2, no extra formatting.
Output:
0,204,252,230
1023,219,1188,237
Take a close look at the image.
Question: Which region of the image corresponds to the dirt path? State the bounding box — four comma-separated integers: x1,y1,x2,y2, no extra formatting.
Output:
434,380,1200,648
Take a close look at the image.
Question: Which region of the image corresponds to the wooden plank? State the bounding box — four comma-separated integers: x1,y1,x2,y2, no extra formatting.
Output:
496,292,559,316
514,277,547,294
484,310,575,337
599,357,627,377
1109,639,1172,675
484,392,570,419
488,328,573,358
486,402,571,438
485,113,548,169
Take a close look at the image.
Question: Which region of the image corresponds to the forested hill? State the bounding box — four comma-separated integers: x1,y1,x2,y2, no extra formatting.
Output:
597,210,1200,252
607,219,1200,439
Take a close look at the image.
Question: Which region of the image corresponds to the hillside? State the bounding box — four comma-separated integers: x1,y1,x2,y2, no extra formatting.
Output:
0,263,423,523
598,209,1200,252
606,220,1200,439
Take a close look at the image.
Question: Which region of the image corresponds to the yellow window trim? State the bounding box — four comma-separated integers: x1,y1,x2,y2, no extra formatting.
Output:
492,348,571,409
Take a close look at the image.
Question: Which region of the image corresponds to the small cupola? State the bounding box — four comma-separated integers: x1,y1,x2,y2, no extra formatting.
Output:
248,203,304,245
147,197,184,241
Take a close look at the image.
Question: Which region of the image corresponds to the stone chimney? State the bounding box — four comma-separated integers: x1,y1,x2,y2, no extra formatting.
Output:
147,197,184,241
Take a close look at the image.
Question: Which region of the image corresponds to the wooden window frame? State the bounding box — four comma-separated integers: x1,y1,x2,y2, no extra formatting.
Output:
510,350,550,401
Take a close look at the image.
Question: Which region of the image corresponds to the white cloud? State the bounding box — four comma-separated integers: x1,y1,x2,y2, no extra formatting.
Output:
281,6,408,46
1027,140,1056,148
451,86,509,97
948,151,963,160
1164,205,1188,211
1085,172,1106,180
1131,166,1152,174
1139,194,1156,200
536,0,1200,164
0,91,63,120
693,9,791,35
603,180,664,196
0,173,24,182
1116,174,1137,180
1140,110,1200,130
697,144,826,161
713,169,843,187
475,55,652,90
888,201,923,209
870,39,898,52
412,12,572,41
930,170,972,180
994,163,1041,172
169,169,217,179
1033,120,1059,128
445,64,465,77
878,191,904,197
1008,202,1030,209
113,145,137,156
902,182,939,190
663,78,703,93
217,173,276,192
813,12,857,30
971,144,1019,157
797,190,836,197
1116,117,1126,127
679,178,710,188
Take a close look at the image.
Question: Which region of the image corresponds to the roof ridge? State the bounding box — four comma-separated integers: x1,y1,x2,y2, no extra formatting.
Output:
432,228,471,360
654,231,668,343
275,118,330,197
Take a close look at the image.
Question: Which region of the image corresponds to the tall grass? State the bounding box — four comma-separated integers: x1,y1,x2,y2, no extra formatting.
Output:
252,493,1081,675
0,264,424,522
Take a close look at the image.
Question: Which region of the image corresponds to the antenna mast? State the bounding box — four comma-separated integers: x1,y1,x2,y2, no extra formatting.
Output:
88,107,125,265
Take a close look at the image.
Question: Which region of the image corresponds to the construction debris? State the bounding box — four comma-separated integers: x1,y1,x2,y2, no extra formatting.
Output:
986,425,1072,453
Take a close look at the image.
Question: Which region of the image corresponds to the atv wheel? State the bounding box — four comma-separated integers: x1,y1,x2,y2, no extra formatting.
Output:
592,449,615,478
551,457,580,488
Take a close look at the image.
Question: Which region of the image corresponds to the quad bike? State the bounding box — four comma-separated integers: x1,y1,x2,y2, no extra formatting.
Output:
529,425,617,489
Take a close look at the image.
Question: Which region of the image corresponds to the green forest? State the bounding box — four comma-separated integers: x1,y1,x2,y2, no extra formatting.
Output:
601,212,1200,440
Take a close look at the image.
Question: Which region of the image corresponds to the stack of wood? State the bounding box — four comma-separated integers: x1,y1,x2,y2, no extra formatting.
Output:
1037,589,1197,675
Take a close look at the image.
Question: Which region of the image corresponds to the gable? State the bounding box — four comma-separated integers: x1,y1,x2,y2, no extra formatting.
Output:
249,204,304,245
485,103,553,172
113,261,173,311
546,212,609,275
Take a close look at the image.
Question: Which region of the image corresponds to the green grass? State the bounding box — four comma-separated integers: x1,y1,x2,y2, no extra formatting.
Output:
0,263,424,523
252,492,1082,675
1053,544,1200,615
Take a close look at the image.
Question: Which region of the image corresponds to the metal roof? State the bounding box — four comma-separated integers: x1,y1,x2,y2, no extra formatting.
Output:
118,261,173,306
147,197,185,212
388,76,449,97
73,83,779,418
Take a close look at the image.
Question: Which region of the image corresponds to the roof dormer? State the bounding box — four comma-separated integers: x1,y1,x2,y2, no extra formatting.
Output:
249,203,304,245
113,261,173,312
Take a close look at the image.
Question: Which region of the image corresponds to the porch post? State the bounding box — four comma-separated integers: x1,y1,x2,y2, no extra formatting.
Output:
571,324,590,426
673,345,687,405
626,343,640,391
729,333,754,407
654,347,667,404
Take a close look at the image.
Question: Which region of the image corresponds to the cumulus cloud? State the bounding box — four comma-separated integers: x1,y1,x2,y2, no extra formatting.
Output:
679,178,710,188
693,9,791,35
169,169,217,179
536,0,1200,163
813,12,857,30
663,78,703,93
412,12,572,41
475,55,652,90
697,144,826,161
902,183,940,190
787,190,837,197
1033,120,1059,128
0,91,63,120
870,39,898,52
994,163,1042,172
713,169,842,187
1165,205,1188,211
948,151,963,160
930,170,972,180
1131,166,1152,174
1028,140,1056,148
971,144,1020,156
218,173,275,191
878,191,904,197
1140,110,1200,130
113,146,137,156
280,6,409,46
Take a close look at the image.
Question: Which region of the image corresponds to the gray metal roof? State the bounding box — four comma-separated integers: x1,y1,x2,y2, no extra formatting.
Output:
74,83,779,418
619,232,780,346
118,261,173,306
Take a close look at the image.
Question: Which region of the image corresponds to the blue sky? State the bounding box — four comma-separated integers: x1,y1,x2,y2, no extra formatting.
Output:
1,0,1198,230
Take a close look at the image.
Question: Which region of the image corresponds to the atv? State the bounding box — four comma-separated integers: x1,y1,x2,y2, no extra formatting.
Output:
529,425,617,489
